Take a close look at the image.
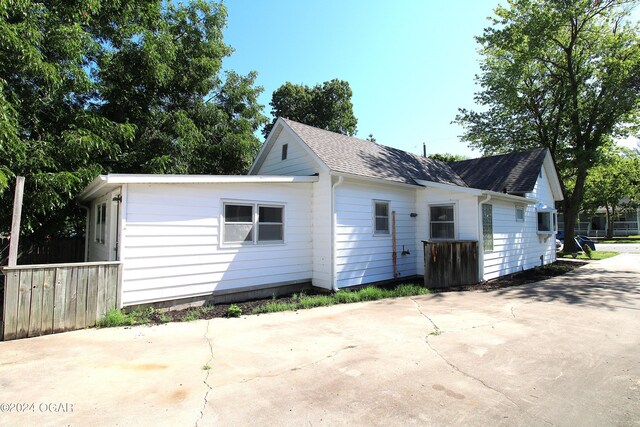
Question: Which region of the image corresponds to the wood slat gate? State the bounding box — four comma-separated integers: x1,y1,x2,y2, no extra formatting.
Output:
1,262,122,341
423,240,479,288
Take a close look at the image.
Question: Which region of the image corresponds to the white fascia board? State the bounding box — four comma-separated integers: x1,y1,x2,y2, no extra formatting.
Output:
483,190,537,204
77,174,318,202
77,175,109,202
332,171,422,189
103,174,319,184
543,151,565,201
414,179,482,195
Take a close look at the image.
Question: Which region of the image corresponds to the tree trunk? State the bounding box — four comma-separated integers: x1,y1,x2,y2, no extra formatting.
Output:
562,166,589,253
562,203,579,253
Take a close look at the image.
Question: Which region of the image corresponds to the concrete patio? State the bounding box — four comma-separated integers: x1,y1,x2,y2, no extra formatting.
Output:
1,254,638,426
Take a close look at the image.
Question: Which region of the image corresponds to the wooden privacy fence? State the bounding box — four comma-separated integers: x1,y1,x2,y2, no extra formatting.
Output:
1,262,122,341
423,240,479,288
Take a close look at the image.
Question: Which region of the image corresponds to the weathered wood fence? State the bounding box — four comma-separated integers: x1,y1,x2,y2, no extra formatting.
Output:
1,262,121,341
423,240,479,288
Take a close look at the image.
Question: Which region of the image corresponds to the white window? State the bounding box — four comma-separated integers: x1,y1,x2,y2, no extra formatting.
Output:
430,204,455,239
515,205,525,222
482,204,493,251
95,202,107,244
537,208,556,234
223,202,284,245
373,201,389,235
258,206,284,242
224,204,254,243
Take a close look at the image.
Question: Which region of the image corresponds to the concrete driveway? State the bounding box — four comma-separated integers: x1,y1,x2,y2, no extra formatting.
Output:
1,254,639,427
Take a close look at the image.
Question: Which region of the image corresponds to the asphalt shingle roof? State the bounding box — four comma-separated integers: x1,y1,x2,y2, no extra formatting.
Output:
448,148,547,194
283,118,467,187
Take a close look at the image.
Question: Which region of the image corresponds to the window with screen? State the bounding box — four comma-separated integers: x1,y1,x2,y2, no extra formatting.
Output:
430,204,455,239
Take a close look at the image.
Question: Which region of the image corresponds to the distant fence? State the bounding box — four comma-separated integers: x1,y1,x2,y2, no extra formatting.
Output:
423,240,479,288
1,236,85,266
1,262,121,341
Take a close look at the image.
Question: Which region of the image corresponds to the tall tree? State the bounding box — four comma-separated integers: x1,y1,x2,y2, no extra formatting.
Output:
263,79,357,138
582,148,640,238
454,0,640,251
0,0,266,241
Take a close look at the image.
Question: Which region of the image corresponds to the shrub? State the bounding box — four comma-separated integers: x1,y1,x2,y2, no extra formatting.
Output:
226,304,242,318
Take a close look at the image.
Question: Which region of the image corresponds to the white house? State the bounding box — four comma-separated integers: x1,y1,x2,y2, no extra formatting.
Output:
78,118,563,308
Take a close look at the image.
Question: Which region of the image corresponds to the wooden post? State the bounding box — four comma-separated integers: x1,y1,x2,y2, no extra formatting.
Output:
8,176,25,267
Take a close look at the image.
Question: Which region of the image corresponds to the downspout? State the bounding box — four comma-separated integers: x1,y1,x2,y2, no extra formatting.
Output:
331,176,344,292
77,202,91,262
478,194,492,282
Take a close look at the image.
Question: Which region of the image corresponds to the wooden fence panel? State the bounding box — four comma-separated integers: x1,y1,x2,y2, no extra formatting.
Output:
41,269,55,335
3,270,19,341
423,240,479,288
16,271,32,339
1,262,121,341
75,267,88,329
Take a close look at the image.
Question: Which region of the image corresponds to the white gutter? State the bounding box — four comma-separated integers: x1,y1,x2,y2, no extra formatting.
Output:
331,176,344,292
478,194,492,282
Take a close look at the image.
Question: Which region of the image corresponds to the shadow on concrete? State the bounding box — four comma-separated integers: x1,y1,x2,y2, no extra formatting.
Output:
492,266,640,311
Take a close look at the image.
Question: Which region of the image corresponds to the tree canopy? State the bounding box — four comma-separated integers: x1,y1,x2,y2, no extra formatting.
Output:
454,0,640,250
0,0,266,240
582,147,640,237
263,79,357,138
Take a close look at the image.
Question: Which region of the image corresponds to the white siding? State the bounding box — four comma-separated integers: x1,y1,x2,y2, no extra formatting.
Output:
415,187,479,276
483,167,557,280
334,180,418,288
312,174,332,289
121,182,314,306
87,189,120,262
255,131,320,176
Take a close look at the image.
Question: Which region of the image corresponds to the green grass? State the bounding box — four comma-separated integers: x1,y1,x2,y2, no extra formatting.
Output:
599,235,640,243
252,283,431,315
97,307,154,328
558,251,619,260
182,308,205,322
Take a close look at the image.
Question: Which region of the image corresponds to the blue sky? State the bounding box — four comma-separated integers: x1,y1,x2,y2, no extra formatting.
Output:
222,0,502,158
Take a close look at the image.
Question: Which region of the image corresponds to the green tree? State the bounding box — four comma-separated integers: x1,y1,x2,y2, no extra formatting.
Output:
429,153,470,163
454,0,640,251
582,148,640,238
263,79,357,138
0,0,266,242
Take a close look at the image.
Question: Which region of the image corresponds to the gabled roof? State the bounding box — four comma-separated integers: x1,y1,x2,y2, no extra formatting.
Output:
448,148,548,195
280,118,467,186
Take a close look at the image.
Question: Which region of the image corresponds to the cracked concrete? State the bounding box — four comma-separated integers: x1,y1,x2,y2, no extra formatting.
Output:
0,254,639,426
195,320,214,427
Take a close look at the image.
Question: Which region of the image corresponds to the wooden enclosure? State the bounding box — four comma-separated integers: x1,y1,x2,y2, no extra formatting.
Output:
1,262,121,341
423,240,479,288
